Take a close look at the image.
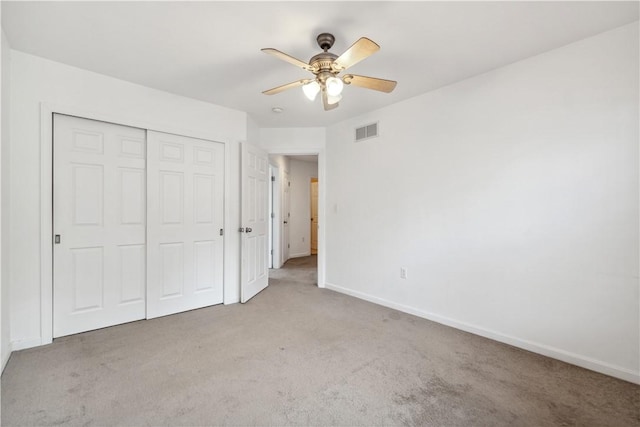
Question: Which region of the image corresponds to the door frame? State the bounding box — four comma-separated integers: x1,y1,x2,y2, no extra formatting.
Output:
268,164,281,269
266,149,326,288
39,102,232,346
310,177,318,255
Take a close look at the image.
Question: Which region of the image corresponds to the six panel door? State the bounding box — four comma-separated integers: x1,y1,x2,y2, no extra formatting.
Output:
146,131,225,318
53,114,147,337
240,142,269,303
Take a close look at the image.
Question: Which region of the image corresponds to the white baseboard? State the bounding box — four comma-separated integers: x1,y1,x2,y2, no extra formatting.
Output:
325,282,640,385
11,337,43,351
1,341,12,373
289,251,311,258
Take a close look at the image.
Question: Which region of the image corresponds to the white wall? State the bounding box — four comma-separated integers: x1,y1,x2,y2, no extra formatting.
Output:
9,51,247,349
1,27,11,371
325,23,639,383
260,128,325,154
246,115,260,146
268,155,290,177
288,159,318,258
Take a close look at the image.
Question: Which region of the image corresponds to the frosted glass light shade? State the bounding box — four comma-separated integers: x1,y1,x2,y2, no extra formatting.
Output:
302,81,320,101
327,94,342,105
326,77,344,96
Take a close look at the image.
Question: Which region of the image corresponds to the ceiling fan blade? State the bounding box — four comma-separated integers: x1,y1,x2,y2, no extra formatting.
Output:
261,48,315,71
263,79,313,95
332,37,380,71
322,89,339,111
343,74,397,93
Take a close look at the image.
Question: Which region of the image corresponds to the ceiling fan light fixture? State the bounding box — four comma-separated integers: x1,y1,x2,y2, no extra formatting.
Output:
302,80,320,101
327,93,342,105
325,76,344,96
262,33,396,111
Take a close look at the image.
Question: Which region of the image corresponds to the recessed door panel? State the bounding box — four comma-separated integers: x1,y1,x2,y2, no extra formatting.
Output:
119,244,145,304
160,243,184,298
160,172,184,225
120,137,144,158
194,175,214,224
194,241,215,292
72,129,104,153
120,168,145,225
72,247,104,312
72,164,104,226
54,114,146,338
194,147,214,166
160,141,184,162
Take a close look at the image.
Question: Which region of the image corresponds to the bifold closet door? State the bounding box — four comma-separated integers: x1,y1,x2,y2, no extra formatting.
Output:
146,131,224,318
53,114,147,338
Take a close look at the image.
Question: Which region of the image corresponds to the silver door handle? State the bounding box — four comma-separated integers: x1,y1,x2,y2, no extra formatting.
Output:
245,227,252,233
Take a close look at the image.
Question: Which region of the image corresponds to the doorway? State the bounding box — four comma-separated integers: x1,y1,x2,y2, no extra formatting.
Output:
267,154,319,285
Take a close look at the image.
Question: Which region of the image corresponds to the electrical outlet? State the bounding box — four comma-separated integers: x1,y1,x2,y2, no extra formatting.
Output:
400,268,407,279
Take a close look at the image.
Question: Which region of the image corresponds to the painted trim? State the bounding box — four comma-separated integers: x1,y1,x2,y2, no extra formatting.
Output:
39,105,53,346
289,252,311,258
325,282,640,385
39,102,234,347
10,337,41,352
222,131,232,305
317,151,325,288
1,340,11,373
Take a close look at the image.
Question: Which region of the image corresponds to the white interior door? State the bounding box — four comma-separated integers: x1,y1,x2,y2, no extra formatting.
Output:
53,114,146,338
270,165,281,269
240,142,269,303
268,166,274,269
146,131,224,318
282,170,291,262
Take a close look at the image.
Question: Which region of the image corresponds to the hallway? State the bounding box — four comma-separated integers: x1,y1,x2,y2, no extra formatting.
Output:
269,255,318,287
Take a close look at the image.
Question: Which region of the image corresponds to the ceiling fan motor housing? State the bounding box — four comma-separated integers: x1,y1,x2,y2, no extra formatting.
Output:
309,52,339,83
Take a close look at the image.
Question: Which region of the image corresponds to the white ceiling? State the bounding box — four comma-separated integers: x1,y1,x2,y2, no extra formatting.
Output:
2,2,638,128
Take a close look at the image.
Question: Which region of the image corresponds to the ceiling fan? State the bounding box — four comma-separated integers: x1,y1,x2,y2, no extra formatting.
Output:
262,33,397,111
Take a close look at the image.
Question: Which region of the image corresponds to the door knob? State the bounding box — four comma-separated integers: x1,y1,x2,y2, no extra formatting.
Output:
283,221,288,224
245,227,252,233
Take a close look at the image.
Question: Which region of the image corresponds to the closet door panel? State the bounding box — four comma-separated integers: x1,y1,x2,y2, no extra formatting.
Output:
53,114,146,337
147,131,224,318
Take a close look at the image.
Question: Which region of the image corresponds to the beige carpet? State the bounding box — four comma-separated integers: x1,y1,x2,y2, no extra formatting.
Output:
2,255,639,426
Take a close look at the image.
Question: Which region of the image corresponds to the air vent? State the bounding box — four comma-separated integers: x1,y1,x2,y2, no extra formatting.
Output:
355,122,378,142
